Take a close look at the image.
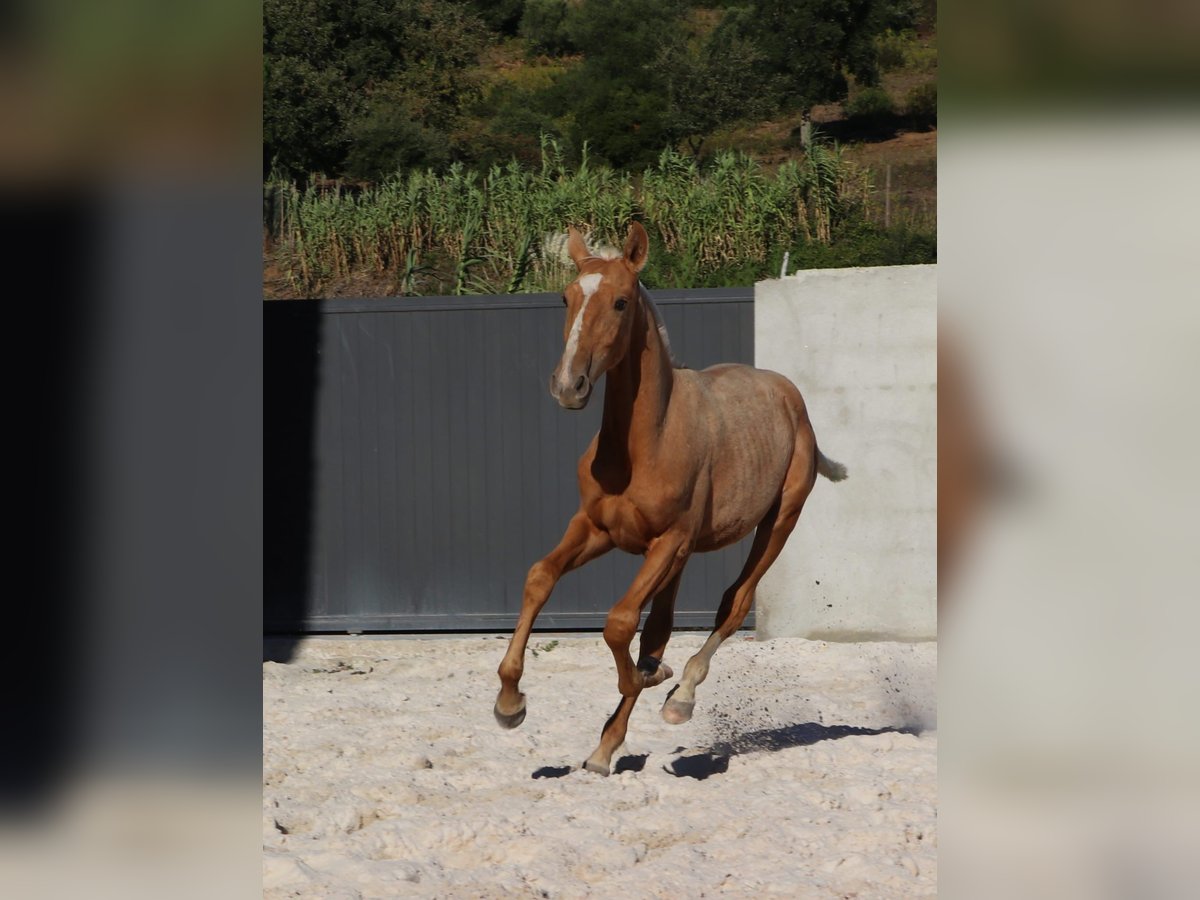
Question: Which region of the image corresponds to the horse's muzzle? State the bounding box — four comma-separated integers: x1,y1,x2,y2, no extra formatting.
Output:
550,371,591,409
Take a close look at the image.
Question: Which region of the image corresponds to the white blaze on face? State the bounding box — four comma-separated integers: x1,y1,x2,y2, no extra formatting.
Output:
560,272,602,386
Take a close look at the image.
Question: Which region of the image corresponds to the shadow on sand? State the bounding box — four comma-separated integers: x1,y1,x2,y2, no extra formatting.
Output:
530,724,919,780
531,753,650,779
664,722,921,780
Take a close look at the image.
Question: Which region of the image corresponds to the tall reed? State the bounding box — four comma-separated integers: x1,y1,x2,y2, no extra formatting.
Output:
265,138,872,296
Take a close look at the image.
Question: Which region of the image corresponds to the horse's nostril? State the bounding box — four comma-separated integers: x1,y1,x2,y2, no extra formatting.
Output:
574,374,587,392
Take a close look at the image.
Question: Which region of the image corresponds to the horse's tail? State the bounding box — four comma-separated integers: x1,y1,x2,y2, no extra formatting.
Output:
816,449,848,483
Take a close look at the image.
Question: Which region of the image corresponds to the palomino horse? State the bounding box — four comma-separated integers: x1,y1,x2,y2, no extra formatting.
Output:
494,222,847,774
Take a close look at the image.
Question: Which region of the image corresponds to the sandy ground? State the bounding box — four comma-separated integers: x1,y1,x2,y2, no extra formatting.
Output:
263,634,936,898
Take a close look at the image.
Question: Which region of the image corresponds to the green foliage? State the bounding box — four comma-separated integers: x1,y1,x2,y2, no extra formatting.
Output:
658,24,770,156
846,86,897,122
556,0,686,168
788,220,936,270
520,0,575,56
467,56,577,169
263,0,490,179
714,0,918,117
905,81,937,126
465,0,525,36
875,29,907,72
568,85,674,171
266,137,937,298
265,0,931,179
342,101,450,182
263,2,938,294
263,54,353,177
875,28,937,74
907,43,938,73
563,0,683,75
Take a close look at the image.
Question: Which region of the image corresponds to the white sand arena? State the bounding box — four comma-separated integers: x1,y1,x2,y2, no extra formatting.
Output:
263,634,936,898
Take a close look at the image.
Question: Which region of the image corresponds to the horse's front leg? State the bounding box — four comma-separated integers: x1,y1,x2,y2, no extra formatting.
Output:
495,512,611,728
583,534,690,774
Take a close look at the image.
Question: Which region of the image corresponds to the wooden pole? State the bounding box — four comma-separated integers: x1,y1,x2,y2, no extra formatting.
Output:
885,164,892,229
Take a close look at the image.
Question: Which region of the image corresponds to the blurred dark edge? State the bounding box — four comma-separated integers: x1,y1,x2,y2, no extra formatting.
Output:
263,301,318,663
0,177,263,813
0,190,94,811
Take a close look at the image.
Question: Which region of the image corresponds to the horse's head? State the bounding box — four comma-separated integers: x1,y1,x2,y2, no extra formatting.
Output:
549,222,649,409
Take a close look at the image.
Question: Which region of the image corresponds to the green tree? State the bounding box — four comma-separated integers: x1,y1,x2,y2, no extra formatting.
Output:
264,54,353,177
716,0,917,143
519,0,575,56
342,98,451,181
658,28,770,157
557,0,685,168
263,0,490,179
464,0,526,36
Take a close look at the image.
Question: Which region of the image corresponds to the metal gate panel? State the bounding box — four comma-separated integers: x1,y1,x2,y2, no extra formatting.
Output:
265,288,755,632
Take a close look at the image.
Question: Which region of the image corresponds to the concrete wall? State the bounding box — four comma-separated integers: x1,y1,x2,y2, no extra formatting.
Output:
754,265,936,641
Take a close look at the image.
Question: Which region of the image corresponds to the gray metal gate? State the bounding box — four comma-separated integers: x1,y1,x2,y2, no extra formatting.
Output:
265,288,754,632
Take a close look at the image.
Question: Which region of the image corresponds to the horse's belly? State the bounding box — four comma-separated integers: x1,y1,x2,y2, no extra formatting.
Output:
698,444,794,550
694,515,760,552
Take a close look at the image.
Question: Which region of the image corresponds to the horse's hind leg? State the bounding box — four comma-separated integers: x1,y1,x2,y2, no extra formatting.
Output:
663,454,816,725
495,512,612,728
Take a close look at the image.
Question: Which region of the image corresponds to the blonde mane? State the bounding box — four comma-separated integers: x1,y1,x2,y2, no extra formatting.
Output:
638,282,681,369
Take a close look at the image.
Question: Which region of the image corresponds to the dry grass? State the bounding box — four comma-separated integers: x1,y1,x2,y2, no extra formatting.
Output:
844,131,937,231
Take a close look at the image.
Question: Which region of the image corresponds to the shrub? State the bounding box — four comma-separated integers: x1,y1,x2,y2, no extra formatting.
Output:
905,82,937,128
846,87,896,122
873,29,937,74
342,105,449,182
874,30,912,72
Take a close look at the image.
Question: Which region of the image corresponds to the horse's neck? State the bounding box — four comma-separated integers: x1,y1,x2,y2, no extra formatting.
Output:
599,292,675,465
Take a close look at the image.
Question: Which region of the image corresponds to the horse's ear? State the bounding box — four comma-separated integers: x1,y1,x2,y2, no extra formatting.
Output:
566,226,590,269
623,222,649,273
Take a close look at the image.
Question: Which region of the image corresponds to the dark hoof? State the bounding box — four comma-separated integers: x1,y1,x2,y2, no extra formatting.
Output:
493,700,526,729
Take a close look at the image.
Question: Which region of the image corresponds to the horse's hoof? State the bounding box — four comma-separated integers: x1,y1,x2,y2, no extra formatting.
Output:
662,696,695,725
640,662,674,688
493,699,527,729
582,759,610,776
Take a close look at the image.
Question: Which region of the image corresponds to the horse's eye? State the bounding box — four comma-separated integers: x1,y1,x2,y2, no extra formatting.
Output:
615,298,627,311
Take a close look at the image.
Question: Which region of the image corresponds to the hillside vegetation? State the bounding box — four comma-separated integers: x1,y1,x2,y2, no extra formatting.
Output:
264,0,936,298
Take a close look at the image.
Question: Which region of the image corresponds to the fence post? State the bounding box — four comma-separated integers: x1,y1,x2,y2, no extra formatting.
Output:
885,164,892,229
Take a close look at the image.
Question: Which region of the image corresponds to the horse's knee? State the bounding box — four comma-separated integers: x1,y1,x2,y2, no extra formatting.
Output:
603,608,638,651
